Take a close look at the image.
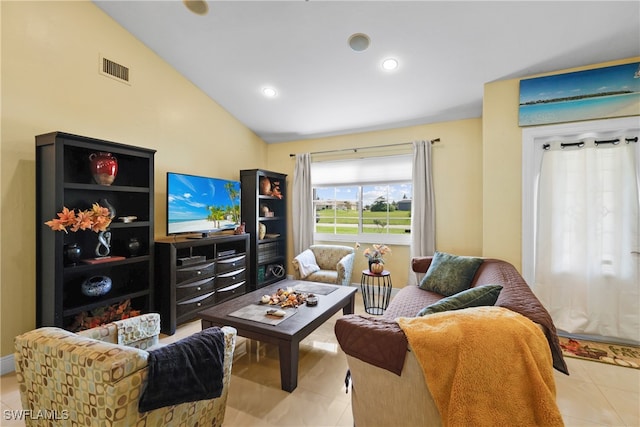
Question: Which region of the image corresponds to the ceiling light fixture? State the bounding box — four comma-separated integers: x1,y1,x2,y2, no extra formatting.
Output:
262,87,277,98
382,58,399,71
348,33,370,52
183,0,209,16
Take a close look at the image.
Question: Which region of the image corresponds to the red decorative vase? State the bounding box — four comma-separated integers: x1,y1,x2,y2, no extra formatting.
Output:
89,152,118,185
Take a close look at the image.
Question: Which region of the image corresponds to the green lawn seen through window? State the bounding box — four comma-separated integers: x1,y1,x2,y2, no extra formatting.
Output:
315,210,410,234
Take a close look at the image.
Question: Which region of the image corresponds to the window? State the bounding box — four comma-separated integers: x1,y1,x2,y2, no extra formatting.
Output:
311,155,412,244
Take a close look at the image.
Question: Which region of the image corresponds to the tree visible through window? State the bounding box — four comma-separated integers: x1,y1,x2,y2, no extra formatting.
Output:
313,183,412,240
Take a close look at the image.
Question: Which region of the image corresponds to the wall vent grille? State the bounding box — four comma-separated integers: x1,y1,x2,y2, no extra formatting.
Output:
100,56,130,84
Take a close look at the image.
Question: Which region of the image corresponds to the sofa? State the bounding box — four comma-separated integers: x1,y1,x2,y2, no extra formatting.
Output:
335,255,568,427
14,313,237,427
292,244,355,286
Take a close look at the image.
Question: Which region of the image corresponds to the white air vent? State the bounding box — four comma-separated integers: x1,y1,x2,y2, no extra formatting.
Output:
99,55,130,85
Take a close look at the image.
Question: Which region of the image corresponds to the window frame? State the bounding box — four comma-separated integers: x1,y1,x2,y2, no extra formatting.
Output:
313,181,412,246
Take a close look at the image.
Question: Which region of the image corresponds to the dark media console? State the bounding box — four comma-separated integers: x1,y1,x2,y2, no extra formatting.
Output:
185,232,222,240
177,255,206,266
155,233,249,334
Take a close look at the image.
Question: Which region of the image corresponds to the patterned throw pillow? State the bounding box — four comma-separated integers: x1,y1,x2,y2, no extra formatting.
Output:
417,285,503,316
418,251,483,296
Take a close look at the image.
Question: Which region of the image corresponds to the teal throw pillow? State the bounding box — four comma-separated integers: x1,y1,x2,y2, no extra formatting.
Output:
417,285,503,316
419,251,484,296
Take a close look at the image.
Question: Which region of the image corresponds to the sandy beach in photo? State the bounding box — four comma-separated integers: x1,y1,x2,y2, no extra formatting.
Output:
611,94,640,116
168,219,219,234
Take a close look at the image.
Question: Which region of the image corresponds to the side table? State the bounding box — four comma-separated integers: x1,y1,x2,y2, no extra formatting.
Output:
360,270,393,315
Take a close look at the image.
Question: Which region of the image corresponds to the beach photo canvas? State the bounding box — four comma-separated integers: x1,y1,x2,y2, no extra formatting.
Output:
519,62,640,126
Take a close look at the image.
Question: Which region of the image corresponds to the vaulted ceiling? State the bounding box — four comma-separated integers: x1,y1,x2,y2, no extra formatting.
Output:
94,1,640,143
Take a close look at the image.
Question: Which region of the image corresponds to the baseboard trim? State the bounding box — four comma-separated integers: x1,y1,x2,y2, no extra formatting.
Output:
1,353,15,375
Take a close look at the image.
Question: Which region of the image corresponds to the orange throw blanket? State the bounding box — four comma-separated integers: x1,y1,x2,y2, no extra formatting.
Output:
397,307,564,427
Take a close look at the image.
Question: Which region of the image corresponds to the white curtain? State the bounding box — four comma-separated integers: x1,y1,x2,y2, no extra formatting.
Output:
534,138,639,343
408,140,436,285
293,153,313,255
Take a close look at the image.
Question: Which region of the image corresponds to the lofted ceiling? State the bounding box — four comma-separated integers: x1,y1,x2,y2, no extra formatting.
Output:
93,1,640,143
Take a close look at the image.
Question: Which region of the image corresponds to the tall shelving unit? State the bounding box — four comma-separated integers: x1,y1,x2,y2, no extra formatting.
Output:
240,169,288,290
36,131,155,330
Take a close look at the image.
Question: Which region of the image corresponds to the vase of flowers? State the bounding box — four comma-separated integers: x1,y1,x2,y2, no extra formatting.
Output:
357,243,391,274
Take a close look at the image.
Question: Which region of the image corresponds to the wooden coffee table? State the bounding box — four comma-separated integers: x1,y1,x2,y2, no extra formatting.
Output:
199,279,356,392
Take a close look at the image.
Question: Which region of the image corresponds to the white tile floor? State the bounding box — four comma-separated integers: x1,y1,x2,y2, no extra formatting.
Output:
2,296,639,426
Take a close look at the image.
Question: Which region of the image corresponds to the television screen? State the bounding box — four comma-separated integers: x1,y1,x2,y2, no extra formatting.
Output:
167,172,241,236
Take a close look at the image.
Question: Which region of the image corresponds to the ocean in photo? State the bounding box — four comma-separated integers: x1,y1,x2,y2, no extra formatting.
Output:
519,92,640,126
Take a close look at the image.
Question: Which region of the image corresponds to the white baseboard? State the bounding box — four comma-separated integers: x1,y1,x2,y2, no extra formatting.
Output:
1,353,15,375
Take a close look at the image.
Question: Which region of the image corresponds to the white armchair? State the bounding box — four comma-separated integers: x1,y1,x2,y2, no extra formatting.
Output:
292,244,355,286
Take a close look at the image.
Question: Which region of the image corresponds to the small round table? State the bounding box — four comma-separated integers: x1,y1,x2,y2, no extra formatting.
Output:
360,269,393,315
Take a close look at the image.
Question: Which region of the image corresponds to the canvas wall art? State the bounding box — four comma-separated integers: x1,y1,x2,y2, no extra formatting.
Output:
519,62,640,126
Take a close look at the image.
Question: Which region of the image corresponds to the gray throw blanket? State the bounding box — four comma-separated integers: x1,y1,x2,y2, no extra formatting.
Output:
138,327,226,412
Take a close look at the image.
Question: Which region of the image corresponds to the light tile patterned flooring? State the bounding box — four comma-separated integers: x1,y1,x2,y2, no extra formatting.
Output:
2,295,639,426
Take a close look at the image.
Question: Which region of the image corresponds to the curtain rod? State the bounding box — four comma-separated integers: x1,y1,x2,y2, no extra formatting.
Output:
542,137,638,150
288,138,440,157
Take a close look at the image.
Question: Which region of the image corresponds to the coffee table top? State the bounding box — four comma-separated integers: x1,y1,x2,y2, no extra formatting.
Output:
198,279,356,340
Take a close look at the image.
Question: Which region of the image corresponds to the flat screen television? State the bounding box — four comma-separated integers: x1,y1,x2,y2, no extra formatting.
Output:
166,172,241,237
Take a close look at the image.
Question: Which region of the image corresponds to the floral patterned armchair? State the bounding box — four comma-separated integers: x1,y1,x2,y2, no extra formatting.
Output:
13,314,236,426
292,244,355,286
75,312,161,349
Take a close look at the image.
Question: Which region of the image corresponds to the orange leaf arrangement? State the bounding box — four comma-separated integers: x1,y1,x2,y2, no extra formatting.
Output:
70,299,141,332
45,203,112,233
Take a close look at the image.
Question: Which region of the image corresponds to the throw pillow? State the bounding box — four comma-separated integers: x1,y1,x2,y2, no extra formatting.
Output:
293,249,320,278
417,285,503,316
418,251,483,296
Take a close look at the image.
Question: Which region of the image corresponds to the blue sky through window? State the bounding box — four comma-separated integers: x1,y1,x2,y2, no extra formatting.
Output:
315,184,412,206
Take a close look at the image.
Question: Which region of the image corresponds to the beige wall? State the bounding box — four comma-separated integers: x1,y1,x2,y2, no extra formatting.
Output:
266,117,484,289
482,56,640,271
1,1,265,357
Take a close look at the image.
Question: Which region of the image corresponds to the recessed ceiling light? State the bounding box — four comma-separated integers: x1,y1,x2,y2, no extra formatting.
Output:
183,0,208,15
262,87,277,98
382,58,399,71
348,33,370,52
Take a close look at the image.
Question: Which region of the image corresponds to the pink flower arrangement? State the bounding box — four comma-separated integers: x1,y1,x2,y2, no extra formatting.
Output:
356,243,392,264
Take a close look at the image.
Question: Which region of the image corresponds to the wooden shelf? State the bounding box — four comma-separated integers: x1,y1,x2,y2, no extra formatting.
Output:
36,131,155,330
241,169,288,291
